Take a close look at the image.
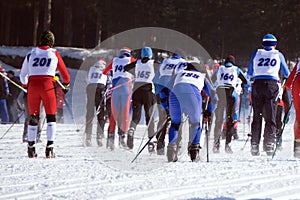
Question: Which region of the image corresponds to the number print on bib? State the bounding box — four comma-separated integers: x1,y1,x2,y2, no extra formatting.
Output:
257,58,277,67
220,73,234,81
33,57,52,67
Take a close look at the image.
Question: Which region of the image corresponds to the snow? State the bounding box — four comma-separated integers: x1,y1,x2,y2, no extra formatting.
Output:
1,48,300,200
1,108,300,199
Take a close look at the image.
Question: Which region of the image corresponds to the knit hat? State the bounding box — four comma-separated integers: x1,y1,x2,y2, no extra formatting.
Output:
0,66,5,72
119,47,131,57
224,55,235,67
39,30,55,47
94,58,106,69
7,70,14,76
262,34,277,47
141,47,153,58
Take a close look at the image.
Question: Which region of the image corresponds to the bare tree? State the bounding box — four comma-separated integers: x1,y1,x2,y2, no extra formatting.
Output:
63,0,72,46
43,0,52,30
33,0,40,45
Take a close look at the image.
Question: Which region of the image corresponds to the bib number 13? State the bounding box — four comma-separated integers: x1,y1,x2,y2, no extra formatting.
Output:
258,58,277,67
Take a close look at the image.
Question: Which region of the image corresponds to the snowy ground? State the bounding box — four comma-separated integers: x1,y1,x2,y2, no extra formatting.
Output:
1,112,300,200
1,49,300,199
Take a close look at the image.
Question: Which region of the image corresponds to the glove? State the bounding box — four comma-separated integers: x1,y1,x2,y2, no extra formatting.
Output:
165,109,171,122
22,84,28,96
62,83,70,94
203,110,211,119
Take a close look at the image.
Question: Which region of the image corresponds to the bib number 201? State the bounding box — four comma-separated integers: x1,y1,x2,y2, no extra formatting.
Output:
33,57,52,67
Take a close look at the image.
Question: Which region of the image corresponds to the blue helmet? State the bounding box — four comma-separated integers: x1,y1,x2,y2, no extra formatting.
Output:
262,34,277,47
141,47,153,59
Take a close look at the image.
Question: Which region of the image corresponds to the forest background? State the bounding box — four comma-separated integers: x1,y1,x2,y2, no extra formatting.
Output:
1,0,300,68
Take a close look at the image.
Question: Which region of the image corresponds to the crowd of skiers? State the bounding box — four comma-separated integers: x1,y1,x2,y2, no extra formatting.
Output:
2,30,300,161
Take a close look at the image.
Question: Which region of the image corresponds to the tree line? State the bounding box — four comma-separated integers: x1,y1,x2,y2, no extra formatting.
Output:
1,0,300,66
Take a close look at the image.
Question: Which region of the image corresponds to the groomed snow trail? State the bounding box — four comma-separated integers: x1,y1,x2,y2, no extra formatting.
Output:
0,123,300,200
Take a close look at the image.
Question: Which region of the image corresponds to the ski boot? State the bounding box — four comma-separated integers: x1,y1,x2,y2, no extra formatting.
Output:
45,141,55,158
148,141,156,153
188,143,200,162
96,133,103,147
118,129,127,148
106,132,115,150
251,143,260,156
263,141,274,156
28,141,37,158
85,134,92,147
156,141,165,155
232,120,239,140
127,127,135,149
167,143,178,162
225,143,233,154
212,139,220,153
294,140,300,158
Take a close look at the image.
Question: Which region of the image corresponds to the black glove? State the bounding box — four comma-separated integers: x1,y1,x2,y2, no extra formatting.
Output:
203,110,211,119
62,83,70,94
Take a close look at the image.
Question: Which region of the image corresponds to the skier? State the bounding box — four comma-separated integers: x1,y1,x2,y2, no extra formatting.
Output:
102,47,135,150
124,47,156,151
0,66,9,124
211,55,249,153
247,33,289,156
55,73,66,123
167,61,217,162
152,49,186,155
286,61,300,158
275,87,290,150
20,30,70,158
6,70,22,123
84,58,108,147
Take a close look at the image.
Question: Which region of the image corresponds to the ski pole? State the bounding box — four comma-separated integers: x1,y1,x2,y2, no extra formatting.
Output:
202,95,210,162
240,134,252,151
204,116,209,162
54,76,66,90
0,71,27,93
131,117,168,163
0,111,25,140
272,100,293,159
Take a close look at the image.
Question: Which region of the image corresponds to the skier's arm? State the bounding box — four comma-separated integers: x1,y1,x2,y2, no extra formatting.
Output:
203,79,218,113
286,61,298,90
103,61,113,75
20,53,30,85
279,52,290,79
210,68,219,84
247,50,257,79
55,51,70,84
124,61,137,75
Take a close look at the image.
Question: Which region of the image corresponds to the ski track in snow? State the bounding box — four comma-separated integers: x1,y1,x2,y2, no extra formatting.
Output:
0,122,300,200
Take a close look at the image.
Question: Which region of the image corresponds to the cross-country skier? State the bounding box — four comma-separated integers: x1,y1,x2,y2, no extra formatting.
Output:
211,55,249,153
84,58,108,147
0,66,9,124
247,33,290,156
102,47,135,150
274,76,290,150
167,62,217,162
124,47,156,151
286,61,300,158
152,49,186,155
20,30,70,158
